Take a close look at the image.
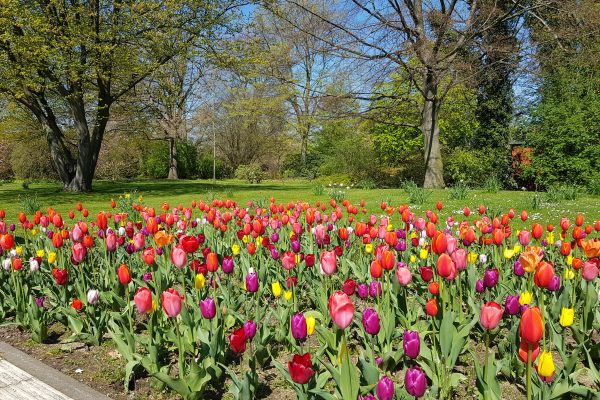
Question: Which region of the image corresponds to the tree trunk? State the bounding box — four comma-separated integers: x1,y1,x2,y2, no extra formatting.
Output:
421,82,445,189
168,138,178,179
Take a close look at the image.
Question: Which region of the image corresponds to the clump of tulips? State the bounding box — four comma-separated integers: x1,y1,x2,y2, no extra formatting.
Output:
0,198,598,399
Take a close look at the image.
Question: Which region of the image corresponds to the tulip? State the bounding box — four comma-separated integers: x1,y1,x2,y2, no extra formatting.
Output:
195,273,205,289
437,253,455,279
480,301,503,330
320,251,337,275
243,320,257,340
306,315,316,336
505,295,520,315
230,326,247,353
534,261,554,288
142,247,155,265
396,265,412,286
369,281,382,297
518,340,540,363
559,307,574,327
362,308,380,335
161,288,182,318
170,245,187,269
200,297,216,319
342,279,356,295
376,376,394,400
53,268,68,285
328,291,355,330
134,287,153,314
180,235,199,253
425,298,438,317
272,281,282,298
72,298,83,311
72,242,87,263
514,260,524,276
87,289,100,305
475,279,485,293
357,283,368,299
547,275,560,292
403,330,420,359
288,353,314,384
282,251,296,270
246,272,258,293
582,259,599,281
205,252,219,272
117,264,131,285
536,350,555,380
520,306,543,344
405,367,427,398
483,268,499,288
291,313,307,340
222,256,234,274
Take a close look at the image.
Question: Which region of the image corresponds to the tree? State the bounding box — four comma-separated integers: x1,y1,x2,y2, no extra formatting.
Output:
270,0,533,188
0,0,238,191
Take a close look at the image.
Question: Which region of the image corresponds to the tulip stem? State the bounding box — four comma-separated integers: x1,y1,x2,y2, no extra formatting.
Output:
540,290,546,350
483,331,489,384
174,318,185,378
526,344,532,400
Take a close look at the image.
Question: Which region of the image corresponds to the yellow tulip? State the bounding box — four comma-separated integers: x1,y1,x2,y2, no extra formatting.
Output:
195,273,205,289
31,229,38,236
255,238,262,249
537,351,555,378
365,244,373,253
295,254,301,264
272,281,282,298
232,244,240,256
242,235,249,244
36,249,45,258
567,256,573,266
306,315,316,335
410,255,416,263
419,248,428,260
289,231,295,238
519,291,532,306
48,252,57,264
546,233,555,245
468,252,478,264
503,248,515,259
513,245,521,253
151,299,157,313
16,246,22,256
410,232,418,239
559,308,574,327
284,290,293,301
386,224,393,232
564,269,575,280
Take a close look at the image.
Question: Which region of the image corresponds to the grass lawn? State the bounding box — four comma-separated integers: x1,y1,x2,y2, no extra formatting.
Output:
0,179,598,226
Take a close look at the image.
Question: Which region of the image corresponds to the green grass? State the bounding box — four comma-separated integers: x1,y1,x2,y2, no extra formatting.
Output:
0,179,598,226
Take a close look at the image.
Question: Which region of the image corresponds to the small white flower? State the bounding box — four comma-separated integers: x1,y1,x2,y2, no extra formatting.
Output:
248,267,254,274
29,258,39,272
419,237,426,247
479,254,488,264
118,227,126,236
2,259,11,271
87,289,100,305
10,249,17,257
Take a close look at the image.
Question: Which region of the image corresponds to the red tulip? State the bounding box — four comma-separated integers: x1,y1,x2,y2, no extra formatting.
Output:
534,261,554,288
72,298,83,311
288,353,315,384
161,288,182,318
328,291,354,330
381,250,395,271
230,326,247,353
370,259,382,278
532,224,543,240
0,233,14,250
520,306,543,345
117,264,131,285
518,341,540,363
436,253,455,279
425,298,438,316
52,268,68,285
142,247,155,265
206,252,219,272
282,251,296,270
432,231,447,254
180,235,199,254
480,301,503,330
420,266,434,282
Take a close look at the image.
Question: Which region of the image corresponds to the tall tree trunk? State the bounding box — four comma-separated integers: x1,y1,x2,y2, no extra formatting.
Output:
168,137,178,179
421,80,445,189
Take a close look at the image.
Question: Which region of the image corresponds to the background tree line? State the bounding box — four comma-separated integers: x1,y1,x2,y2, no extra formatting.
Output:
0,0,598,192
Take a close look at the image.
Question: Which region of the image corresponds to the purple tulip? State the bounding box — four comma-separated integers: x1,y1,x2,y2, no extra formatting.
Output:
291,240,301,253
376,376,394,400
375,356,382,366
475,279,485,293
514,261,524,276
271,233,279,243
403,330,420,359
9,224,15,231
369,281,382,298
358,283,368,299
483,268,499,288
200,297,216,319
143,272,153,282
155,216,162,224
246,272,258,293
291,313,307,340
362,308,380,336
156,247,163,256
541,239,548,247
397,229,406,239
243,320,257,339
396,240,406,252
504,295,520,315
46,230,54,239
191,220,198,228
547,275,560,292
360,395,376,400
35,297,45,308
270,248,280,260
222,256,234,274
125,243,134,255
405,367,427,398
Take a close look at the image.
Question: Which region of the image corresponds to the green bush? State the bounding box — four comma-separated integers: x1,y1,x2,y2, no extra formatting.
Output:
197,155,229,179
10,137,59,180
448,181,469,200
0,140,14,180
282,152,322,179
402,180,431,204
234,164,265,184
141,140,198,179
95,134,144,180
443,148,498,187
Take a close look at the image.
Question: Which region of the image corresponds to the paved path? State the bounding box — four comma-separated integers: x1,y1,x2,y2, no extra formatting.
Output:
0,342,108,400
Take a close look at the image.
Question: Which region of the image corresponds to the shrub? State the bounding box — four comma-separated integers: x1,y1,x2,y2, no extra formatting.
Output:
234,164,265,184
545,184,582,202
10,137,58,180
483,176,502,193
328,188,346,204
0,140,14,180
197,155,229,179
95,134,144,180
312,184,325,196
444,148,498,187
19,194,41,214
587,174,600,196
141,140,198,179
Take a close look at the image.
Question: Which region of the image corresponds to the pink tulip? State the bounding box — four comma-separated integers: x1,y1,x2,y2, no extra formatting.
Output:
134,287,153,314
329,291,354,330
582,259,599,281
396,265,412,286
451,248,467,271
170,244,187,269
320,251,337,275
480,301,503,330
133,232,145,251
282,251,296,270
161,288,182,317
105,233,117,252
72,242,87,263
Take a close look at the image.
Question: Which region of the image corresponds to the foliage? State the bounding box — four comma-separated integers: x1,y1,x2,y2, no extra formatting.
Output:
484,176,503,193
18,194,41,214
197,155,230,180
402,180,431,204
0,139,13,180
141,140,198,179
448,182,470,200
282,152,322,180
311,184,325,196
10,136,59,181
95,134,146,181
545,185,581,203
234,164,265,184
443,148,498,187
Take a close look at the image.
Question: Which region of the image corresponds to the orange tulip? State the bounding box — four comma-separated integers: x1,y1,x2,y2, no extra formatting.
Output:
381,250,396,271
518,340,540,363
534,261,554,288
581,239,600,258
437,253,455,279
520,306,543,345
519,247,543,273
432,231,447,255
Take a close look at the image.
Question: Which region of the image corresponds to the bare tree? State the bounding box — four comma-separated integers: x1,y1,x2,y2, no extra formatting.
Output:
264,0,540,188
